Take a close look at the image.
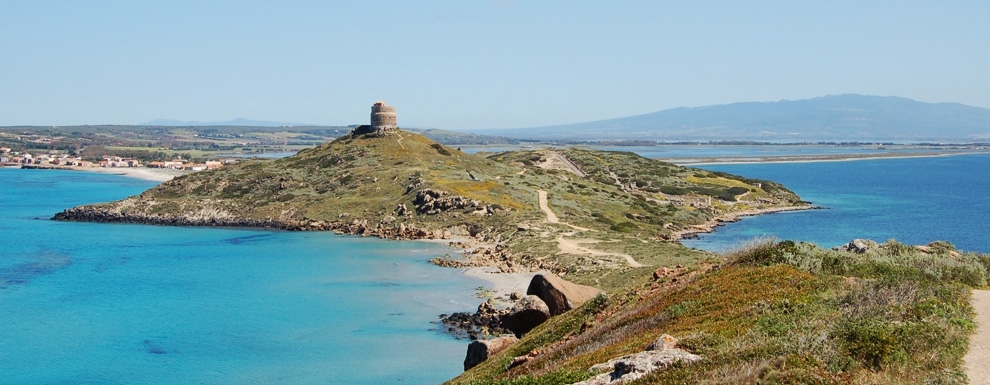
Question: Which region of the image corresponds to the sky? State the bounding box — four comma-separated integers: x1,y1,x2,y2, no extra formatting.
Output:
1,1,988,130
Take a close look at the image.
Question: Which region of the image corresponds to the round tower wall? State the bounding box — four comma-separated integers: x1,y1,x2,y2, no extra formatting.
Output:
371,104,397,129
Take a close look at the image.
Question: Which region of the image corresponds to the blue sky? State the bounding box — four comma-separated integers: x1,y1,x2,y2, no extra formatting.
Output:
1,1,988,130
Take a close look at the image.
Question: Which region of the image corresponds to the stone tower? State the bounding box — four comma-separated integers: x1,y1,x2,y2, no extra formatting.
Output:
370,101,397,134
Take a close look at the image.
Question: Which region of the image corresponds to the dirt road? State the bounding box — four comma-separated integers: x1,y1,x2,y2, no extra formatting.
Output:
966,290,990,384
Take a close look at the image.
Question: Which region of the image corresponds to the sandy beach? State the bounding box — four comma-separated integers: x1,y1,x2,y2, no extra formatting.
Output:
462,266,541,299
81,166,188,182
24,165,190,182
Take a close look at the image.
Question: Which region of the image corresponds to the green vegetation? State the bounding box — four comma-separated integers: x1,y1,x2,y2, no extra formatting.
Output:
50,127,986,384
449,239,985,384
58,129,807,290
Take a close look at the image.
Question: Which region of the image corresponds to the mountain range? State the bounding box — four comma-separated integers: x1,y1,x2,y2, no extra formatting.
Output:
471,94,990,142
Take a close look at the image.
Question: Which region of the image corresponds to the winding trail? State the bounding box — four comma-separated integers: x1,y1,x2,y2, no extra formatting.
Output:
555,236,645,268
966,290,990,384
536,190,644,268
538,190,560,223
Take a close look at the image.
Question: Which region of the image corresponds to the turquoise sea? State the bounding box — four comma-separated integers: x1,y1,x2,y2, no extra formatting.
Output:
3,153,988,384
680,154,990,253
0,169,481,384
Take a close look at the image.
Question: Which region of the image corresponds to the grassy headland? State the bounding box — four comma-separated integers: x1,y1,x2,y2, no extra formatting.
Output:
53,128,808,290
450,239,987,384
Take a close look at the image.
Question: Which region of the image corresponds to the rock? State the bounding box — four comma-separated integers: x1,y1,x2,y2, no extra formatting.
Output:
501,295,551,337
833,239,878,253
463,336,518,371
415,189,472,214
652,267,671,280
441,299,511,339
574,334,702,385
526,274,603,316
508,355,531,369
509,291,523,300
646,334,678,351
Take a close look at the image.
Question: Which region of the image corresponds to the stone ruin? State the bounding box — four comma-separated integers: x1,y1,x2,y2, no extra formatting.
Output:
349,101,399,136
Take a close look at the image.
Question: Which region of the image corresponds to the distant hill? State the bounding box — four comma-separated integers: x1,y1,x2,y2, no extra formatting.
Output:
472,95,990,142
142,118,312,127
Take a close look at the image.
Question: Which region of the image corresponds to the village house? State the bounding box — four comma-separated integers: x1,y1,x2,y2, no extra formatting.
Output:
100,156,141,168
163,160,184,169
52,156,88,167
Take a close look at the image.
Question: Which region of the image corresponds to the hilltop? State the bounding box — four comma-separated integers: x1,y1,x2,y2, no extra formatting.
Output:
54,128,808,288
473,94,990,142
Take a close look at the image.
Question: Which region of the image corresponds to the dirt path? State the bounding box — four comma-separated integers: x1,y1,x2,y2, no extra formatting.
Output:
966,290,990,384
536,151,587,177
538,190,560,223
536,190,643,267
538,190,590,231
556,236,645,268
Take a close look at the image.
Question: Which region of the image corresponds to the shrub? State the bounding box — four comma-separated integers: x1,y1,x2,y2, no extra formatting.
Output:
431,143,452,156
609,222,637,233
835,318,903,370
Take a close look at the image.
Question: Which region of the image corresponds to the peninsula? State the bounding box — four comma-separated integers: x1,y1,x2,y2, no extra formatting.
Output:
54,102,809,285
50,103,988,384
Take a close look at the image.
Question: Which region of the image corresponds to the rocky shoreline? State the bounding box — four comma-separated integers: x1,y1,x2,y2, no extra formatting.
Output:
668,204,820,241
52,206,482,240
51,205,566,277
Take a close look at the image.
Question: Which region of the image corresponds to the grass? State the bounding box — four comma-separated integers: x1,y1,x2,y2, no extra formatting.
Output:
71,130,809,297
449,239,984,385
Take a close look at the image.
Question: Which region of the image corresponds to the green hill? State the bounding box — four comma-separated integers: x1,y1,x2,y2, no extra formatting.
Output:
54,128,808,287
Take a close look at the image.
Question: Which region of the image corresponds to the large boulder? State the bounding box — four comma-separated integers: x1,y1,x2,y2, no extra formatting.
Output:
501,295,551,337
575,334,703,385
526,274,603,316
464,336,518,371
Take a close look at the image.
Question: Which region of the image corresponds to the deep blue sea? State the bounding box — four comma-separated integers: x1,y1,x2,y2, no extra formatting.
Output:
679,154,990,254
0,169,481,384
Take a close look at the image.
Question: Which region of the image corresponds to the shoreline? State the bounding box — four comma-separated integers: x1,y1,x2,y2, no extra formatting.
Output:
18,164,189,182
419,236,538,299
671,150,986,166
670,205,819,241
79,166,190,182
462,267,540,300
